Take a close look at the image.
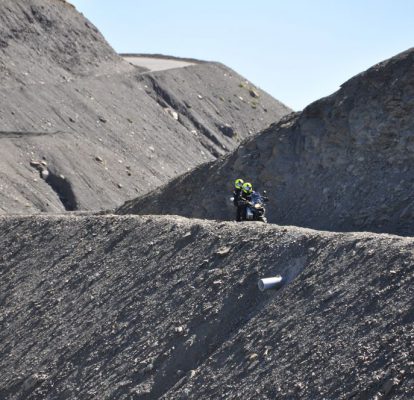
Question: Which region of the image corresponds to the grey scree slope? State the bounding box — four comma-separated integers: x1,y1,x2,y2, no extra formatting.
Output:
1,1,413,400
0,0,291,214
0,214,413,399
119,48,414,237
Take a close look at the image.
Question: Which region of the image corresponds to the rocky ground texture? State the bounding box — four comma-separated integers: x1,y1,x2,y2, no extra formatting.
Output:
0,0,290,214
1,214,413,399
1,1,414,400
119,48,414,237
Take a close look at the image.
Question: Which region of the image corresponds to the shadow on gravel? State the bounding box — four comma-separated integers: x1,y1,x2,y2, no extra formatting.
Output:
0,131,67,139
45,171,78,211
143,229,312,398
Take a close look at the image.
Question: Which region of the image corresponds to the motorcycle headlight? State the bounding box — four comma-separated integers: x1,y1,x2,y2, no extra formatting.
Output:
255,204,261,209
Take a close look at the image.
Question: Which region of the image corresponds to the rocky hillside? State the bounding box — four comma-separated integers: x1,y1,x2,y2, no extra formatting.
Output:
0,214,413,399
2,2,413,400
119,48,414,236
0,0,291,214
0,0,132,86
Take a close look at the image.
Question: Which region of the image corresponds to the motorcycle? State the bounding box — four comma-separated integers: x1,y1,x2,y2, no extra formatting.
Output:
230,191,269,223
245,191,268,222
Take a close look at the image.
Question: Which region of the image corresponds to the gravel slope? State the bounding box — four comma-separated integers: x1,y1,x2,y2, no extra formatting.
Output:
0,0,291,214
0,0,132,87
118,48,414,236
2,2,412,400
0,214,413,399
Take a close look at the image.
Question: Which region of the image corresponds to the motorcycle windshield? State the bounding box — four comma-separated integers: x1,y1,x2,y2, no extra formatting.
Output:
251,192,263,204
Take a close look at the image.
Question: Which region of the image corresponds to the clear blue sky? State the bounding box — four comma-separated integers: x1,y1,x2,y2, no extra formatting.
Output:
69,0,413,111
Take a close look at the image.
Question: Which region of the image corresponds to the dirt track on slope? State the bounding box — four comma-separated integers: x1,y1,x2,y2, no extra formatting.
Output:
0,0,291,214
123,56,195,72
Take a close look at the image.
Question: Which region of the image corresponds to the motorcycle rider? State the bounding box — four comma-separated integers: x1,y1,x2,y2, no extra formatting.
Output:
238,182,269,222
233,178,245,221
237,181,254,221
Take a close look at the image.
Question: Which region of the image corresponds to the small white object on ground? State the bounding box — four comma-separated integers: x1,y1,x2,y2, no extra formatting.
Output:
258,275,283,291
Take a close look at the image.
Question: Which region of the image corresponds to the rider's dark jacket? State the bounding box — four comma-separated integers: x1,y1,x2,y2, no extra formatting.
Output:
233,188,243,221
233,188,242,206
235,191,253,221
239,191,253,204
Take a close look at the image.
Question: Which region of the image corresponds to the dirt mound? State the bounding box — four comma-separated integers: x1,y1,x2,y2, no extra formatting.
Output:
0,0,131,86
3,3,412,399
118,48,414,236
0,0,291,214
0,214,413,399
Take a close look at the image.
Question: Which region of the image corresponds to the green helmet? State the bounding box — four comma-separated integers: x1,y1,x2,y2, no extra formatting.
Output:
234,178,244,189
242,182,253,194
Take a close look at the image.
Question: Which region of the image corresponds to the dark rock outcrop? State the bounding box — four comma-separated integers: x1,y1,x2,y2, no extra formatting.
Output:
0,214,413,399
0,0,291,214
118,48,414,236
